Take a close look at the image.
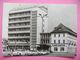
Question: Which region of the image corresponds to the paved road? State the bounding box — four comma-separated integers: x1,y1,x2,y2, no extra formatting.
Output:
45,52,75,57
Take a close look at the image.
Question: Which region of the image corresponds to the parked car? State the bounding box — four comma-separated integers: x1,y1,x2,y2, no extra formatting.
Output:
13,51,20,56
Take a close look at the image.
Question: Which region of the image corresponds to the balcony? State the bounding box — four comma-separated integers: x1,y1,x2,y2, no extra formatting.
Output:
8,30,30,33
9,14,31,19
8,41,30,46
9,20,30,23
8,25,30,28
8,36,30,39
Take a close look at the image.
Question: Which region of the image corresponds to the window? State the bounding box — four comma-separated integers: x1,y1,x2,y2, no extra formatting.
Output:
42,40,43,44
58,40,60,44
54,40,56,44
54,34,56,37
72,43,73,45
69,41,71,45
48,40,49,43
46,40,47,43
74,43,76,46
54,47,58,51
63,33,65,37
43,30,44,32
58,34,60,37
60,47,64,51
63,40,65,43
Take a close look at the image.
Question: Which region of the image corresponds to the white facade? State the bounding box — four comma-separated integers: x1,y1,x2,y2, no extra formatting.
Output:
51,32,76,54
51,33,68,52
66,33,76,54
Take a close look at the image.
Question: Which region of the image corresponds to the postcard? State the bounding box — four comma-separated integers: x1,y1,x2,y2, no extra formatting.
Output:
2,3,77,57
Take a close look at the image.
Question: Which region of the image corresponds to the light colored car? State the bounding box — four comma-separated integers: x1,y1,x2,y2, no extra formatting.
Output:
33,51,38,55
19,51,26,56
24,50,30,55
13,49,26,56
36,51,42,55
27,51,33,56
13,51,20,56
13,50,27,56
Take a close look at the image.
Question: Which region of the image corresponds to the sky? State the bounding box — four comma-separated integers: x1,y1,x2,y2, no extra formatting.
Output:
2,3,77,39
48,4,77,32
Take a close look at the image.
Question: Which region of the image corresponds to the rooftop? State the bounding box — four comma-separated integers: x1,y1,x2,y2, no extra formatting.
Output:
50,23,77,37
9,5,48,13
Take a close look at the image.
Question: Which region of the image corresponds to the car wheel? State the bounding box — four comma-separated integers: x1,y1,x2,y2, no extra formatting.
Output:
19,53,21,55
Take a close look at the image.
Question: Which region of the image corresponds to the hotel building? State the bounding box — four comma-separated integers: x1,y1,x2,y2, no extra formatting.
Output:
7,6,48,51
40,23,77,55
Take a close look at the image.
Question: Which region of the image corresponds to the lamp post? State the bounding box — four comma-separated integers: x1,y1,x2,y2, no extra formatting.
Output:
39,14,47,33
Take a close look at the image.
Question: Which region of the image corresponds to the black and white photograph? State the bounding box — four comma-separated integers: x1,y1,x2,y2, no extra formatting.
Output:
2,3,77,57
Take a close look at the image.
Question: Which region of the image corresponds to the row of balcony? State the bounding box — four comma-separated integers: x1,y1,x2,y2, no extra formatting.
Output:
8,30,30,33
9,20,30,23
8,36,30,39
9,14,31,19
8,41,30,46
8,25,30,28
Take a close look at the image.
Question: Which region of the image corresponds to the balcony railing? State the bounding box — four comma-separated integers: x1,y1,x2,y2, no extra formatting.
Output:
8,25,30,28
9,14,31,19
8,30,30,33
8,36,30,39
8,41,30,46
9,20,30,23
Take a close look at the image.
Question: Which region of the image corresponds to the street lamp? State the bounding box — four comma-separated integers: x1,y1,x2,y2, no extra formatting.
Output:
39,14,48,33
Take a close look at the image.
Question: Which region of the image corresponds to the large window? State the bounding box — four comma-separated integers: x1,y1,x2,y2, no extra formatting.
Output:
63,33,65,37
58,34,60,37
54,34,56,37
54,40,56,44
60,47,64,51
54,47,58,51
58,40,60,44
63,40,65,43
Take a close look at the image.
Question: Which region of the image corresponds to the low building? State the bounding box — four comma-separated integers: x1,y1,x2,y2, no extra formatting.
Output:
40,23,77,55
39,33,51,50
40,33,50,45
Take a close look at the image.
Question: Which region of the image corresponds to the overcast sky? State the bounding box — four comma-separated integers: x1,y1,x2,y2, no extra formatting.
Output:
2,3,77,39
48,4,77,32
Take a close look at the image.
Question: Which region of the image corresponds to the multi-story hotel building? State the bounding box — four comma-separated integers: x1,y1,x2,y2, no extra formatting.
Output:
40,23,77,55
7,6,48,51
